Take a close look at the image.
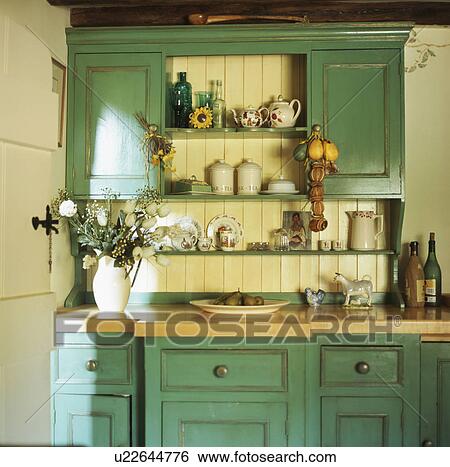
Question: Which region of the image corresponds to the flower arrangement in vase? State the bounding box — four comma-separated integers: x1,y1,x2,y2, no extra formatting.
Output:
52,186,174,313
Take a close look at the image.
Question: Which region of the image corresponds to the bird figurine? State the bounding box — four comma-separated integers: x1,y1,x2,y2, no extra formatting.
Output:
305,288,326,307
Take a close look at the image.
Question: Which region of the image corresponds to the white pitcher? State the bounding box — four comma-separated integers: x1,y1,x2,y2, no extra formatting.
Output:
347,211,384,250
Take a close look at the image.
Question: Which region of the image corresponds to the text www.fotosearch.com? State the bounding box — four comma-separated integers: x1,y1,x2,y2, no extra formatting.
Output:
114,450,337,464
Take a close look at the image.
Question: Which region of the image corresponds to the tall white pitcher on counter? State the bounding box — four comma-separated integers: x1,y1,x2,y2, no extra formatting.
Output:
347,211,384,250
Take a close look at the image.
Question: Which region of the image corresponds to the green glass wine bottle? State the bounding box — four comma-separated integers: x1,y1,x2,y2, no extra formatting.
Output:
424,232,442,307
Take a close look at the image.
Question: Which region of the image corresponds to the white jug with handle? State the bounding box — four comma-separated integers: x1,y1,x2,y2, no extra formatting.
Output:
347,211,384,250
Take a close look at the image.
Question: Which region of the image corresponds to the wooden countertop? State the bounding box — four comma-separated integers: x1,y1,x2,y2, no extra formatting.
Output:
56,304,450,339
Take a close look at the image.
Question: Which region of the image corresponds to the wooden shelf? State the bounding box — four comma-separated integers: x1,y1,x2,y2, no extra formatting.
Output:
165,127,308,137
158,249,396,256
163,193,308,202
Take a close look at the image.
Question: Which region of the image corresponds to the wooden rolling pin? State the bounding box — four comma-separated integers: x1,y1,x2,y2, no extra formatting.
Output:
188,14,308,25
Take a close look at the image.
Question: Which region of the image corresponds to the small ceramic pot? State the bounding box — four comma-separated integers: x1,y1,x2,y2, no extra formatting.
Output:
197,237,212,251
237,158,262,194
332,240,343,251
319,240,331,251
172,234,196,251
209,159,235,195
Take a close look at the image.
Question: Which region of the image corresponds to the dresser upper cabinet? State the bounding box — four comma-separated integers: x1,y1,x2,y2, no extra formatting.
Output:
312,49,403,196
68,52,162,197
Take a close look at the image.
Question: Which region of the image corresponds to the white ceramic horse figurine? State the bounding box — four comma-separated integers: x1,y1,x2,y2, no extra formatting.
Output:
334,272,373,307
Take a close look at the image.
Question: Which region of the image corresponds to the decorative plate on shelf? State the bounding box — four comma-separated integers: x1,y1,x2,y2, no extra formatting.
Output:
190,299,290,314
206,214,243,249
259,190,300,195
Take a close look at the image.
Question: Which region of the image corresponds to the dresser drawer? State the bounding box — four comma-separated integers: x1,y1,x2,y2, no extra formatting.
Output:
161,349,287,392
321,346,403,387
55,347,132,385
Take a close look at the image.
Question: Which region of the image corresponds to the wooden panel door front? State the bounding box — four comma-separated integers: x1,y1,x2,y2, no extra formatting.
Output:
162,402,287,447
312,49,402,196
54,394,131,446
421,343,450,447
69,52,161,197
321,396,403,446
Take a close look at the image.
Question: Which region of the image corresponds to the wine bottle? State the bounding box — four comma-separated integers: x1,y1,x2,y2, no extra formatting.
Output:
424,232,442,306
173,72,192,128
405,241,425,308
212,79,226,128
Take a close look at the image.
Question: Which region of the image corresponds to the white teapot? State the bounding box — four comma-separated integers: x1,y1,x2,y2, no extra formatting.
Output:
268,95,301,128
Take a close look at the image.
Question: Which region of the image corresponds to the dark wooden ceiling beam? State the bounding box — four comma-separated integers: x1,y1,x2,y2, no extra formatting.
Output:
47,1,450,26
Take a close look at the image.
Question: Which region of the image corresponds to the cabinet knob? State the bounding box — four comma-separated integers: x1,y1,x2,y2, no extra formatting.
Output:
422,440,433,447
86,359,98,372
355,361,370,374
214,365,228,378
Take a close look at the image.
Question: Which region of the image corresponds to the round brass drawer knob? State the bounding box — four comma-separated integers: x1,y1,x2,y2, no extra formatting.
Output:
422,440,433,447
355,361,370,374
214,365,228,378
86,359,99,372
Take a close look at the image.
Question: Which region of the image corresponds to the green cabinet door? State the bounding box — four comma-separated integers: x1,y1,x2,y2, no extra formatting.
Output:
68,52,162,197
421,343,450,447
54,394,131,446
321,397,403,446
312,49,403,196
162,402,287,447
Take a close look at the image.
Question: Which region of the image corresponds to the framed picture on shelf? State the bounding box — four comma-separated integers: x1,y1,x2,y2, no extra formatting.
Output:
51,58,66,147
282,211,311,250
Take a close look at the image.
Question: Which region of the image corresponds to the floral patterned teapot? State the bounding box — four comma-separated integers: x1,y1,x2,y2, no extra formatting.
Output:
268,95,301,128
230,105,269,128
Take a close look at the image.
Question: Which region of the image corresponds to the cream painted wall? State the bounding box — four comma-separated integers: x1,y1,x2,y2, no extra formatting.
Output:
404,26,450,292
0,0,69,445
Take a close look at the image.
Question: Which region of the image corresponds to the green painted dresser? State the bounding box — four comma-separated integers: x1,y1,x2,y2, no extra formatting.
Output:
52,332,450,447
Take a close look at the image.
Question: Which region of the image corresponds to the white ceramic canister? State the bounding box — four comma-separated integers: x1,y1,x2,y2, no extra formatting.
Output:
209,159,235,195
237,158,262,195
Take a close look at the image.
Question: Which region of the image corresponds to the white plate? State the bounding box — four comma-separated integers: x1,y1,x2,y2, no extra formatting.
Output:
260,190,300,195
190,299,290,314
206,214,243,249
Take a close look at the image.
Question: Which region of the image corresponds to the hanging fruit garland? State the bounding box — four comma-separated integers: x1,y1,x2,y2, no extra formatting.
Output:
293,124,340,233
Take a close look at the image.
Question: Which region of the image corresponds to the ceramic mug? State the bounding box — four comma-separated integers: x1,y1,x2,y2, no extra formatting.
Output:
319,240,331,251
197,237,212,251
219,229,236,251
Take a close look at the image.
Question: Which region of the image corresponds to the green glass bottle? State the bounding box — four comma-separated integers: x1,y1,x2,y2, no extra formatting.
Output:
173,72,192,128
424,232,442,307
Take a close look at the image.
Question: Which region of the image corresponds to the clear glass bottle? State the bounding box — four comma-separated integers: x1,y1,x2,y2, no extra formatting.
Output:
405,241,425,308
212,79,226,128
173,72,192,128
424,232,442,307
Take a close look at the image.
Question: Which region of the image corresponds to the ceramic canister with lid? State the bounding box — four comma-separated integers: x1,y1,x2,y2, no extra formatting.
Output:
237,158,262,195
209,159,235,194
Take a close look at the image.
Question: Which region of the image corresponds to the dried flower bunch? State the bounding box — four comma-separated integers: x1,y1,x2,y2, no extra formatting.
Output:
51,186,173,285
135,112,176,179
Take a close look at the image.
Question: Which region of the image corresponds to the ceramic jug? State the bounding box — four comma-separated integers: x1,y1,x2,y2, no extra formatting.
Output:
230,105,269,128
347,211,384,250
268,95,301,128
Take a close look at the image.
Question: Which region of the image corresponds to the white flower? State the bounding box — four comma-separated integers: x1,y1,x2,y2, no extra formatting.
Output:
125,213,136,227
145,202,158,216
152,226,169,241
59,200,77,218
142,246,155,258
124,200,137,214
157,204,170,218
96,209,108,227
156,255,170,267
82,254,97,270
132,246,143,260
142,217,157,230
